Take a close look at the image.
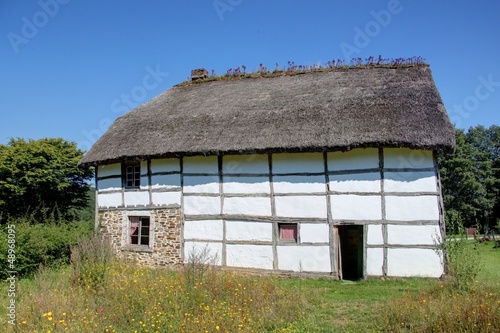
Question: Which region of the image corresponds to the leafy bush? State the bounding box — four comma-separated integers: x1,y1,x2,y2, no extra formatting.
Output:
0,218,93,279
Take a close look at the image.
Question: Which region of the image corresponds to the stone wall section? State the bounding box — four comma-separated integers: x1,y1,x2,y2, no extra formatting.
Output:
98,208,182,267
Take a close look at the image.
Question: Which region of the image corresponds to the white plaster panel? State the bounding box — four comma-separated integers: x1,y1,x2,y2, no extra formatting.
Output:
140,176,149,190
387,248,443,277
272,153,324,174
367,225,384,245
300,224,329,243
97,163,121,178
273,175,325,193
329,173,381,193
384,171,437,193
184,241,223,265
385,196,439,221
366,248,384,276
223,197,272,216
151,158,180,173
151,191,181,206
226,244,274,269
183,176,220,193
183,156,218,174
97,192,122,208
184,220,223,241
97,177,122,192
124,191,150,206
330,195,382,220
328,148,379,171
275,195,327,218
226,221,273,241
277,246,331,272
150,174,181,189
223,155,269,174
387,225,441,245
223,176,270,194
384,148,434,169
183,196,221,215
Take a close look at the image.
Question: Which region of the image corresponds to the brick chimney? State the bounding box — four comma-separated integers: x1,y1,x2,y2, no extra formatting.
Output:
191,68,208,81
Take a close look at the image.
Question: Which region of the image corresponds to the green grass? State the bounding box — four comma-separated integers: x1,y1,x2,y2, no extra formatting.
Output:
1,240,498,332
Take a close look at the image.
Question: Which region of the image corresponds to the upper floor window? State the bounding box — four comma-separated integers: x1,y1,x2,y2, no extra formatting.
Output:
124,162,141,188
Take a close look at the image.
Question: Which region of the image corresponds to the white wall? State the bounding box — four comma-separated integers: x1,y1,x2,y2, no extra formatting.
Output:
223,176,270,194
275,195,327,218
300,224,329,243
329,173,380,193
98,163,121,178
273,175,325,193
366,248,384,276
330,195,382,220
223,155,269,174
151,158,180,173
97,178,122,192
97,192,122,208
183,156,218,174
150,174,181,189
151,191,181,206
387,248,443,277
184,196,221,215
124,191,149,206
273,153,324,174
224,197,272,216
387,225,441,245
226,244,273,269
384,171,437,193
277,246,331,272
226,221,273,242
366,225,384,245
384,148,434,169
328,148,379,171
385,196,439,221
183,176,220,193
184,241,223,265
184,220,223,241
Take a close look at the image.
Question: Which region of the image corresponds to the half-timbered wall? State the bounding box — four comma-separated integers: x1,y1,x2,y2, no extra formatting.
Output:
95,148,445,278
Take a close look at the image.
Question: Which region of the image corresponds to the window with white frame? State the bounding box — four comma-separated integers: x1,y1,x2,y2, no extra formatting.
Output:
129,216,150,246
124,162,141,188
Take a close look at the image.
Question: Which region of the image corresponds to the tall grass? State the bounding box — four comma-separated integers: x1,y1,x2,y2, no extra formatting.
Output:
5,238,305,333
382,228,499,333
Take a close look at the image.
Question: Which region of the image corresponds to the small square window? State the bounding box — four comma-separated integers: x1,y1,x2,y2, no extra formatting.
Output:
130,216,150,246
124,162,141,188
279,223,297,242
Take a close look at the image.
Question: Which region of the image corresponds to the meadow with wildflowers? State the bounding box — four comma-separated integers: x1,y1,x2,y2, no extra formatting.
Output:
1,237,499,332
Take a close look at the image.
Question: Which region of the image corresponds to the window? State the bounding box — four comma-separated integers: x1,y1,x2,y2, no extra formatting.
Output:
125,162,141,188
279,223,297,242
129,216,150,246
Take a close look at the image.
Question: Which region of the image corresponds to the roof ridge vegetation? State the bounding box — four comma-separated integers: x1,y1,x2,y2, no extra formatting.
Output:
177,56,428,87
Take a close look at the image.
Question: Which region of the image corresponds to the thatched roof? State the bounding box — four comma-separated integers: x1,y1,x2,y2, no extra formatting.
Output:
79,64,455,166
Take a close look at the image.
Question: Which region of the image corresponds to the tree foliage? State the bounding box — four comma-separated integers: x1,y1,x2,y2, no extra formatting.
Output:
0,138,93,221
439,125,500,230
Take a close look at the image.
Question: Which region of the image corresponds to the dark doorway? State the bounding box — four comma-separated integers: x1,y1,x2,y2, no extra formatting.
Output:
338,225,363,280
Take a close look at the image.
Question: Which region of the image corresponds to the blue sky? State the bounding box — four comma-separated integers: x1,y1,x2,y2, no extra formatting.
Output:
1,0,499,152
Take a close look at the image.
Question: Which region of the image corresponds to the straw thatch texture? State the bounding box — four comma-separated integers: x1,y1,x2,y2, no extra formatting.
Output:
79,64,455,166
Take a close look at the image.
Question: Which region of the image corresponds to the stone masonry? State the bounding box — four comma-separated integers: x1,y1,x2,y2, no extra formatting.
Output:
98,208,182,267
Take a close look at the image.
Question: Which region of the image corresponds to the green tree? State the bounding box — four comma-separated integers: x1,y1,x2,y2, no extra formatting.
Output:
439,125,500,230
0,138,93,221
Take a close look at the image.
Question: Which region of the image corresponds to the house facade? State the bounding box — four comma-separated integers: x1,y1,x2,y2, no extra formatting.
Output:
80,64,455,279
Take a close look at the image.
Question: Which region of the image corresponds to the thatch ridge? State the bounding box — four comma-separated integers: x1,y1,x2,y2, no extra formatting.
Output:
80,65,455,166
